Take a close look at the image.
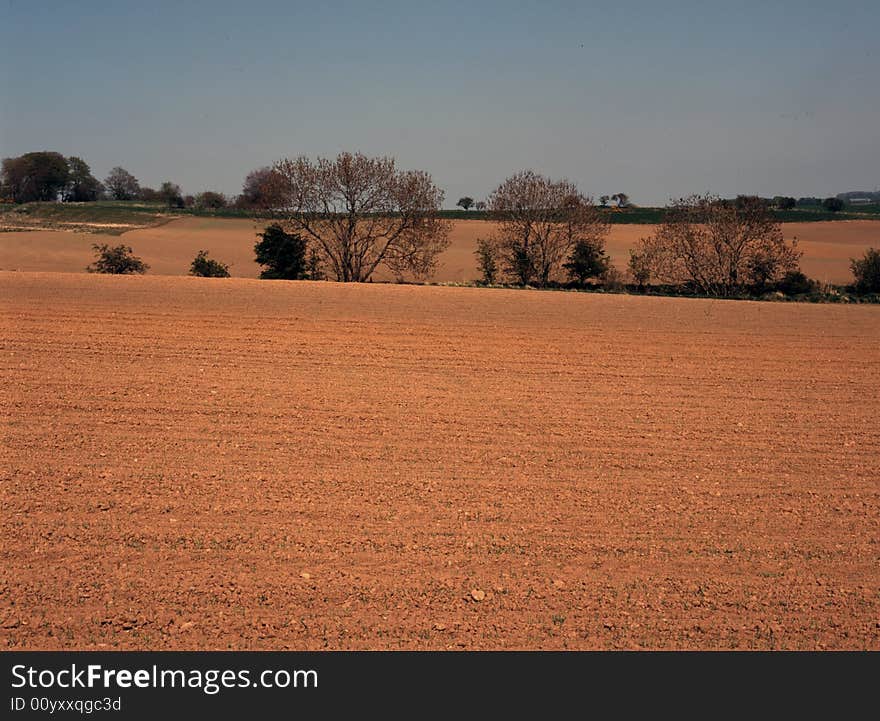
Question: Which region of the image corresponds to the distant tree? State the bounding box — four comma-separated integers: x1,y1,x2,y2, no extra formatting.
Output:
850,247,880,294
104,167,140,200
195,191,227,209
599,195,610,207
796,197,821,206
773,196,797,210
457,196,475,211
475,201,487,211
474,238,498,285
182,194,196,208
487,171,609,286
611,192,630,208
734,195,771,210
822,197,845,212
138,186,160,202
240,166,283,209
254,224,308,280
159,181,184,208
63,157,103,202
1,151,70,202
87,244,149,274
632,194,801,296
269,152,450,282
564,239,610,285
189,250,230,277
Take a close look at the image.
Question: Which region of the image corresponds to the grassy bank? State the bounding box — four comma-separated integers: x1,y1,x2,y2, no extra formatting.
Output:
3,200,880,235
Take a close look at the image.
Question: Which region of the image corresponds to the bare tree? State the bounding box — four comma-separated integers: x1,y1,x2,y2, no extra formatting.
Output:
634,194,801,296
487,170,609,286
268,152,450,282
627,247,652,290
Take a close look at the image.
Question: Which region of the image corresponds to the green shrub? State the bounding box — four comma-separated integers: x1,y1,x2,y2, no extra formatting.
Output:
87,244,148,274
254,224,308,280
776,270,816,295
189,250,230,277
474,238,498,285
564,240,610,285
509,244,534,286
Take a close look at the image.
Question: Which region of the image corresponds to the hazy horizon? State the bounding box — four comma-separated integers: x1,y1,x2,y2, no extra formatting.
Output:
2,1,878,207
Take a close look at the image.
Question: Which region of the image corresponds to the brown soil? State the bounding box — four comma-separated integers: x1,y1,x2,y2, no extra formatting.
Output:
1,273,878,650
1,218,877,284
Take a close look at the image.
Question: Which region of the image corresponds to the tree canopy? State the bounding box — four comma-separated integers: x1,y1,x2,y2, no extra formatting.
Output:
1,151,70,202
633,194,801,296
254,224,309,280
268,152,450,282
487,170,609,286
87,244,149,274
64,157,103,202
104,167,140,200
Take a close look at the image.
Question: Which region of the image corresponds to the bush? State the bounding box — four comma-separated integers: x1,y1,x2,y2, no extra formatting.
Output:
627,248,651,290
599,265,626,292
254,224,308,279
509,243,534,286
850,247,880,294
775,270,816,295
564,240,610,285
189,250,230,277
87,244,149,274
474,238,498,285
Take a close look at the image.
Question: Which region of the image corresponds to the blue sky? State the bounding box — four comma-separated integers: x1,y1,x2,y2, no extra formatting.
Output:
1,0,877,205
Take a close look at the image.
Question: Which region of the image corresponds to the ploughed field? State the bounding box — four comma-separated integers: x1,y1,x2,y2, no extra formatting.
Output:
1,217,878,284
1,272,878,650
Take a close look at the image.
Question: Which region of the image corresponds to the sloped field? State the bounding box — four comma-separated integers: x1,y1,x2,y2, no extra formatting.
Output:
0,218,877,284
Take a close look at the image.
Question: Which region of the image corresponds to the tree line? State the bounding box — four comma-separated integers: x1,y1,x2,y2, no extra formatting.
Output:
5,149,878,297
0,151,236,210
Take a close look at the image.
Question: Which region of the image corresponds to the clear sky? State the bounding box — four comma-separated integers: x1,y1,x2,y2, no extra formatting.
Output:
2,0,878,206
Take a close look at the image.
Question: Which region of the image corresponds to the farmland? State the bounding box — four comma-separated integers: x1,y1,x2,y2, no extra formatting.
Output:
2,273,878,649
1,216,878,285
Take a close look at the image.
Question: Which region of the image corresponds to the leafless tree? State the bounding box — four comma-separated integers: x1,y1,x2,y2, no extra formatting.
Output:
268,152,451,282
634,194,801,296
627,246,652,289
487,170,609,286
